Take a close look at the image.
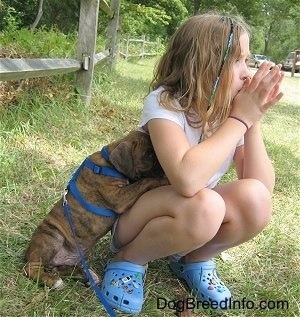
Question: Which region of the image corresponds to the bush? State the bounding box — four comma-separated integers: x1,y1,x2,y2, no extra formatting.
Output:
0,27,77,58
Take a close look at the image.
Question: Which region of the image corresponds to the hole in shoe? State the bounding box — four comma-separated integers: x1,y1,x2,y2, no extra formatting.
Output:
113,295,119,302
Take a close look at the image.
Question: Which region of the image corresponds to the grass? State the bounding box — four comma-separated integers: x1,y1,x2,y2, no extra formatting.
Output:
0,57,299,317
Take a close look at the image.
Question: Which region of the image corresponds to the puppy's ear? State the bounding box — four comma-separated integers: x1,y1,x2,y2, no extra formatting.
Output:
109,142,135,179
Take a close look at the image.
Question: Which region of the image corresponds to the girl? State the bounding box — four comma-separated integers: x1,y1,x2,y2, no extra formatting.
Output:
100,13,284,314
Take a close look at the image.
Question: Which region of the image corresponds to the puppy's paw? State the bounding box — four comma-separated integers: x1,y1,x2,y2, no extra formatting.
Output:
52,278,64,290
83,268,100,287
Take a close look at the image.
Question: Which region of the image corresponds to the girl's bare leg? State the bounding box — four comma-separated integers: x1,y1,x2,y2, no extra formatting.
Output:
184,178,272,262
114,178,271,264
114,186,226,264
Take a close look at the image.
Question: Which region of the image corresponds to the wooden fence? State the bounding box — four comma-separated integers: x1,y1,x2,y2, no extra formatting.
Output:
0,0,120,106
119,35,160,60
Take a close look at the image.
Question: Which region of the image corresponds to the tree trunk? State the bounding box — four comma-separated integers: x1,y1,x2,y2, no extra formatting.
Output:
30,0,44,30
194,0,201,14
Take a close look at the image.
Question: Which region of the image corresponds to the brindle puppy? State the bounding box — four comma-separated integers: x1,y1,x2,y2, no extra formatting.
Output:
24,131,168,289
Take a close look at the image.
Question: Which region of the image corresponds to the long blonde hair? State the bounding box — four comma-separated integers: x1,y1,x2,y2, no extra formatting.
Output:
150,12,250,139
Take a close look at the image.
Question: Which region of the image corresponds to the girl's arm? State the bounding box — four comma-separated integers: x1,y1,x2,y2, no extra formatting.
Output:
243,122,275,193
232,145,244,180
233,122,275,194
148,117,247,197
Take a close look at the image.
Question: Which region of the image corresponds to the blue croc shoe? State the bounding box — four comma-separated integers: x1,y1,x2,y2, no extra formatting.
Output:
101,261,146,314
169,258,231,307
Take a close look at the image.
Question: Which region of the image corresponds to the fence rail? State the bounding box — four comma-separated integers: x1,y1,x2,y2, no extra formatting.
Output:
0,49,110,81
0,58,81,81
120,35,160,60
0,0,120,106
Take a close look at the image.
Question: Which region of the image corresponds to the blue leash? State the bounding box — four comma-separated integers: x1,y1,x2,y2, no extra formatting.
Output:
63,192,117,317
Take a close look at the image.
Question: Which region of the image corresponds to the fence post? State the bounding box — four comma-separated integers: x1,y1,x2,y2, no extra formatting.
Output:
76,0,99,106
106,0,120,69
125,37,129,61
156,38,160,50
141,35,145,59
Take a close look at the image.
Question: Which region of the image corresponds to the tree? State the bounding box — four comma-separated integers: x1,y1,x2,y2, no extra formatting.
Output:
121,0,188,38
195,0,299,61
248,0,299,61
30,0,44,30
0,0,298,62
194,0,201,14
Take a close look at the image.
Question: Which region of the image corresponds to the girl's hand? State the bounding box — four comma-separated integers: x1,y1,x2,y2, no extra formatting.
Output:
231,62,284,128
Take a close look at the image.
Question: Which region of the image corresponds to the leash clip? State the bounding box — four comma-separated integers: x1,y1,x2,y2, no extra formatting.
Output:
62,188,68,205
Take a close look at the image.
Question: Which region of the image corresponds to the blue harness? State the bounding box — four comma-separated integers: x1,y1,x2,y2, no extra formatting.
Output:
67,146,126,217
62,146,126,317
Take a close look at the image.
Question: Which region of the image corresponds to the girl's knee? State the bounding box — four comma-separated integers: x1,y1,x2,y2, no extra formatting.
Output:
239,179,272,229
179,189,226,244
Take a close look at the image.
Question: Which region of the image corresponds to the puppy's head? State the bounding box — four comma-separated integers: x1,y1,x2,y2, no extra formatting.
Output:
109,131,165,181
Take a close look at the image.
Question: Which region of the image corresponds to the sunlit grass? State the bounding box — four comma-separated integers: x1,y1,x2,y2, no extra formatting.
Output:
0,58,299,317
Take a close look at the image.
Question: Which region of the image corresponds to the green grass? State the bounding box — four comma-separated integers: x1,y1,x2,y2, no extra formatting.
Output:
0,58,299,317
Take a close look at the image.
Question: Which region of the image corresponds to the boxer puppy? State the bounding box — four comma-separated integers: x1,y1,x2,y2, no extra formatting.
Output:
24,131,168,289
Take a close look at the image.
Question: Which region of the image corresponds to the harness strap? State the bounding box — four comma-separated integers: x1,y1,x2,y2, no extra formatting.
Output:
100,146,110,161
67,147,126,218
83,157,125,179
68,181,115,217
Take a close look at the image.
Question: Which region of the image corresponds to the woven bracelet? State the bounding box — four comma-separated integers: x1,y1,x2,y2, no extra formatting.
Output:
228,115,249,130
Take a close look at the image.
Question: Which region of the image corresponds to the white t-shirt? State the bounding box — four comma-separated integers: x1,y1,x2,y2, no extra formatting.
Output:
138,87,243,189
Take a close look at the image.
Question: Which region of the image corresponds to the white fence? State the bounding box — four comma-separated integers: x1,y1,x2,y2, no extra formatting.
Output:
119,35,160,60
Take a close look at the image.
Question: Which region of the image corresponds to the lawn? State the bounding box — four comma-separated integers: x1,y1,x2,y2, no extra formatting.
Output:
0,58,299,317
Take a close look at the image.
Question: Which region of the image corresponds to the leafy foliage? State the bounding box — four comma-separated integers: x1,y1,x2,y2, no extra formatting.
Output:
119,2,171,39
0,26,77,58
130,0,188,37
0,0,38,30
0,0,299,63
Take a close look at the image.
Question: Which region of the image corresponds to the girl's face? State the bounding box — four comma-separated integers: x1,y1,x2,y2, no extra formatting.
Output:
231,32,252,99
